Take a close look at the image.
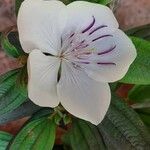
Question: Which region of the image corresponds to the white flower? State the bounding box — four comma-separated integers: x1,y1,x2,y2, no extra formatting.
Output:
17,0,136,125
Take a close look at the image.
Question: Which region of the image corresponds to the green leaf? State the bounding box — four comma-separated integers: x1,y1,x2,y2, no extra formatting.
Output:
29,108,53,121
9,109,56,150
81,0,112,5
0,131,13,150
63,93,150,149
100,0,112,5
63,114,72,125
62,118,106,150
98,94,150,149
1,32,24,58
0,69,27,116
136,108,150,131
54,113,62,125
126,24,150,41
7,32,25,55
128,85,150,103
120,37,150,85
0,100,41,125
1,35,19,58
15,0,24,16
109,82,121,92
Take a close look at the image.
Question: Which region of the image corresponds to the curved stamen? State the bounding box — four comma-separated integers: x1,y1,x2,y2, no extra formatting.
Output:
97,45,116,55
82,52,92,55
79,61,90,64
72,62,82,70
82,16,95,33
65,42,89,56
76,55,89,60
97,62,116,65
81,40,85,44
89,25,108,35
61,37,63,47
75,43,89,50
69,33,75,38
73,60,90,64
92,34,113,42
80,44,89,49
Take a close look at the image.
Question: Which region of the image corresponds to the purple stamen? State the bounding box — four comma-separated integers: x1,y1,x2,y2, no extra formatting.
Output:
72,62,81,69
92,34,113,42
97,45,116,55
76,52,91,60
76,55,88,60
69,33,75,38
83,52,91,55
76,40,86,48
82,16,95,33
97,62,116,65
76,44,89,50
61,37,63,47
77,61,90,64
81,40,85,44
70,40,73,44
73,42,89,51
89,25,108,35
80,44,89,49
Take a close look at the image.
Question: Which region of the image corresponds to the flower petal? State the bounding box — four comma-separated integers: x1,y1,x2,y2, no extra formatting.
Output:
60,1,119,55
62,1,118,34
28,49,60,107
57,61,111,125
82,29,137,82
17,0,66,55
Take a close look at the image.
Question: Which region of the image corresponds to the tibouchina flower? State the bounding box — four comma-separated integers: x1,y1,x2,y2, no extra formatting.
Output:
17,0,136,125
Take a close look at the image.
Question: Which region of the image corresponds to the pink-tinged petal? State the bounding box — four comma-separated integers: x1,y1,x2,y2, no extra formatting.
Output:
28,50,60,107
82,29,137,82
60,1,118,47
60,2,119,56
65,1,118,32
57,61,111,125
17,0,66,55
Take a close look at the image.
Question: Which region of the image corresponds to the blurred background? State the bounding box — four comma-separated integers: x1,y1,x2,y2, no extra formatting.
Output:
0,0,150,134
0,0,150,31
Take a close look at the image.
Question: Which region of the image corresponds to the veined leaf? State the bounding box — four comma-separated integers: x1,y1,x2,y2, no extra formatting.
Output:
0,100,41,125
0,131,13,150
29,108,53,121
0,69,18,98
98,94,150,149
0,69,27,117
62,118,106,150
136,108,150,131
1,34,20,58
128,84,150,130
1,32,25,58
126,24,150,41
62,93,150,150
9,109,56,150
120,37,150,85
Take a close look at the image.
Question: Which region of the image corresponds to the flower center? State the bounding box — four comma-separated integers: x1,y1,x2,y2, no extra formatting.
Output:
60,16,116,69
